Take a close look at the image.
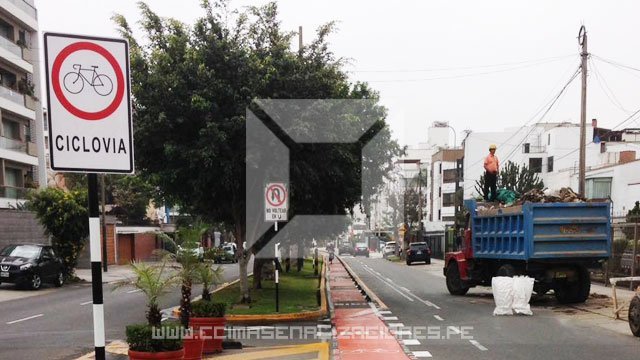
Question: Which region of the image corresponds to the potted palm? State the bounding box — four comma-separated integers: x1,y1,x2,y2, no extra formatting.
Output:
191,263,226,353
115,261,184,360
172,224,209,360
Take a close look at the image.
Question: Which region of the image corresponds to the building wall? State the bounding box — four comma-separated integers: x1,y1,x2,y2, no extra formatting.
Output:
133,232,158,262
0,209,47,248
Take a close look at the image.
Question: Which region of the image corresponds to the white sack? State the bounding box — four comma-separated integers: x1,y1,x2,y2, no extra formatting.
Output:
492,276,514,316
512,276,534,315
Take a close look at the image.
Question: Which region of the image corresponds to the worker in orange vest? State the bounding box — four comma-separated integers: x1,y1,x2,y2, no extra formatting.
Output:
483,144,499,201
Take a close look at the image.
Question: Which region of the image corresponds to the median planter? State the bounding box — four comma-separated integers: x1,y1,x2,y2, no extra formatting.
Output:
126,323,184,360
190,300,227,354
183,337,204,360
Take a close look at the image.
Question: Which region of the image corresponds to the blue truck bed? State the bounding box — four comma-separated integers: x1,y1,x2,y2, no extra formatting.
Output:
465,199,611,261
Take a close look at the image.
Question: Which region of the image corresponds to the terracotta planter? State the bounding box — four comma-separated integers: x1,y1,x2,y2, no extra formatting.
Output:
190,317,226,354
183,337,204,360
128,348,184,360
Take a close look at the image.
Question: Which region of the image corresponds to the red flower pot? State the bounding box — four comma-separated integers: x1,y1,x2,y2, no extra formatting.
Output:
190,317,226,354
128,348,184,360
183,337,204,360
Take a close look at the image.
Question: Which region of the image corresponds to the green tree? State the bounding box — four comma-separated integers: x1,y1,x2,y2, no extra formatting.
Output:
114,1,400,303
475,161,544,198
27,188,88,279
110,175,155,225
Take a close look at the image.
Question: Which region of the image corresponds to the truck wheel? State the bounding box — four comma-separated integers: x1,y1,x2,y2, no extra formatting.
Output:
446,262,469,296
496,264,516,277
555,265,590,304
630,296,640,337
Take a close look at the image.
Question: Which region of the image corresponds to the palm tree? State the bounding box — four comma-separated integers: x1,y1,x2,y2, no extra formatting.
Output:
114,260,178,327
196,262,224,301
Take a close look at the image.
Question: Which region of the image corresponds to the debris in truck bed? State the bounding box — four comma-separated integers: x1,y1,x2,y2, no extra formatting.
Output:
517,187,585,204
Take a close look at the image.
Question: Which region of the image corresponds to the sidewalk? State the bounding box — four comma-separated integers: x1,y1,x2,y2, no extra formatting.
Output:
75,264,137,284
329,258,409,360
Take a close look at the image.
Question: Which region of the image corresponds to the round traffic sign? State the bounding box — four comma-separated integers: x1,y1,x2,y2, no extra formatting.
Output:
51,41,125,121
266,184,287,207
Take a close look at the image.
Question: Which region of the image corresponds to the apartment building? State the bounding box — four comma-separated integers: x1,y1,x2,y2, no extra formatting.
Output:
0,0,45,208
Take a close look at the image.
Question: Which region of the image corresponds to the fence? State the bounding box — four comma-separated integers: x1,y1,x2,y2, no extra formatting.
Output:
593,221,640,290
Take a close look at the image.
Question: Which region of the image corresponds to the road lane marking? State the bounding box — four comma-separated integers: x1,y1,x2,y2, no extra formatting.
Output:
388,323,405,328
393,330,413,336
413,350,433,357
400,286,411,292
362,266,414,302
470,340,488,351
126,289,142,294
81,301,93,305
434,315,444,321
377,310,392,315
448,326,461,334
382,316,399,321
403,339,421,345
7,314,43,324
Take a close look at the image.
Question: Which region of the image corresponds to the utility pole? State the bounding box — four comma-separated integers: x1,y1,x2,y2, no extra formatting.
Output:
578,25,588,197
298,26,303,55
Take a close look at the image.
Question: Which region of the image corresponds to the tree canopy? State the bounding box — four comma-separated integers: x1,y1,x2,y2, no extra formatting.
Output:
114,1,401,301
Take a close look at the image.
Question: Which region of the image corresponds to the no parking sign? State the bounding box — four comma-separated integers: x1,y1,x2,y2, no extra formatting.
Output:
44,33,133,173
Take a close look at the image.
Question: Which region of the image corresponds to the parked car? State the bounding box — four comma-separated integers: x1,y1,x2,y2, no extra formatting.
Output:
383,241,397,258
354,243,369,257
338,244,354,256
222,243,237,262
406,242,431,265
177,245,204,261
0,244,64,290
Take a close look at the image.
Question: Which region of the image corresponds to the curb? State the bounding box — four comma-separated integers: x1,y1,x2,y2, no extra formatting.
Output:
171,272,254,317
337,255,388,310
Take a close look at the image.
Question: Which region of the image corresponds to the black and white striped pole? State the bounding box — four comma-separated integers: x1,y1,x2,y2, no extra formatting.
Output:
88,173,105,360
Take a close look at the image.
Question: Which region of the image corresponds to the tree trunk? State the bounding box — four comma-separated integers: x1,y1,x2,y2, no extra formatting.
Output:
284,244,291,273
179,279,192,327
296,242,304,272
238,248,251,303
253,257,267,289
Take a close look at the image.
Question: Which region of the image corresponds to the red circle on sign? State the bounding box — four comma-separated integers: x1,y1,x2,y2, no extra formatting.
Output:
266,184,287,207
51,41,125,121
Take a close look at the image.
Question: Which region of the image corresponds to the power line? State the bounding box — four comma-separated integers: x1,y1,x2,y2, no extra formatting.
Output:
361,56,576,83
592,54,640,73
589,57,631,113
349,54,575,73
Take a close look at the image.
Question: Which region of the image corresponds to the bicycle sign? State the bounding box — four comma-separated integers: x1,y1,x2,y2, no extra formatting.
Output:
44,33,133,174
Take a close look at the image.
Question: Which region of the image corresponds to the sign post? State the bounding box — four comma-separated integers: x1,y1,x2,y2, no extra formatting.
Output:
44,33,133,360
265,182,288,232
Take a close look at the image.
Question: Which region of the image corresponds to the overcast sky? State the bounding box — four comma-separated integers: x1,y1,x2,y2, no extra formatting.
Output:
34,0,640,147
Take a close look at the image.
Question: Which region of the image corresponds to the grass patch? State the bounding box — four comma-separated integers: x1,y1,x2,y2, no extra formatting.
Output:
212,258,322,315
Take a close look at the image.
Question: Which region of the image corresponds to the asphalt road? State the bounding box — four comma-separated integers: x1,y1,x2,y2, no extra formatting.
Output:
342,255,639,360
0,260,249,360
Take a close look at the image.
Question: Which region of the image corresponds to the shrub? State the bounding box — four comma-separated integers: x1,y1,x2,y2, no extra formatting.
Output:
191,300,226,317
126,323,182,353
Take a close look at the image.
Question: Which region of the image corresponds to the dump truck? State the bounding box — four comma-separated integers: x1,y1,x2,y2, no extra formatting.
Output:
444,199,611,304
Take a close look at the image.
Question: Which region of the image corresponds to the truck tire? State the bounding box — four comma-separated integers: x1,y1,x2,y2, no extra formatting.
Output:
630,296,640,337
446,261,469,296
555,265,590,304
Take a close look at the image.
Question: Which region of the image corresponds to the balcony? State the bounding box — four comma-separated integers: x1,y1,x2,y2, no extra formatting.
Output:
0,36,33,71
0,0,37,31
0,135,26,152
0,84,35,118
0,36,21,58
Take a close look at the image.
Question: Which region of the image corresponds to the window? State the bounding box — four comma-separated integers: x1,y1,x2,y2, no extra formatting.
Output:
586,178,612,199
529,157,542,173
547,156,554,172
438,209,441,220
523,143,530,153
442,216,456,222
442,169,457,183
0,19,13,41
442,193,455,207
439,186,442,197
439,163,442,173
2,120,20,140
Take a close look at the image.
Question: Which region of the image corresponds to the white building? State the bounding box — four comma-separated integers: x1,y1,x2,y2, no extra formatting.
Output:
0,0,45,208
463,120,640,216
